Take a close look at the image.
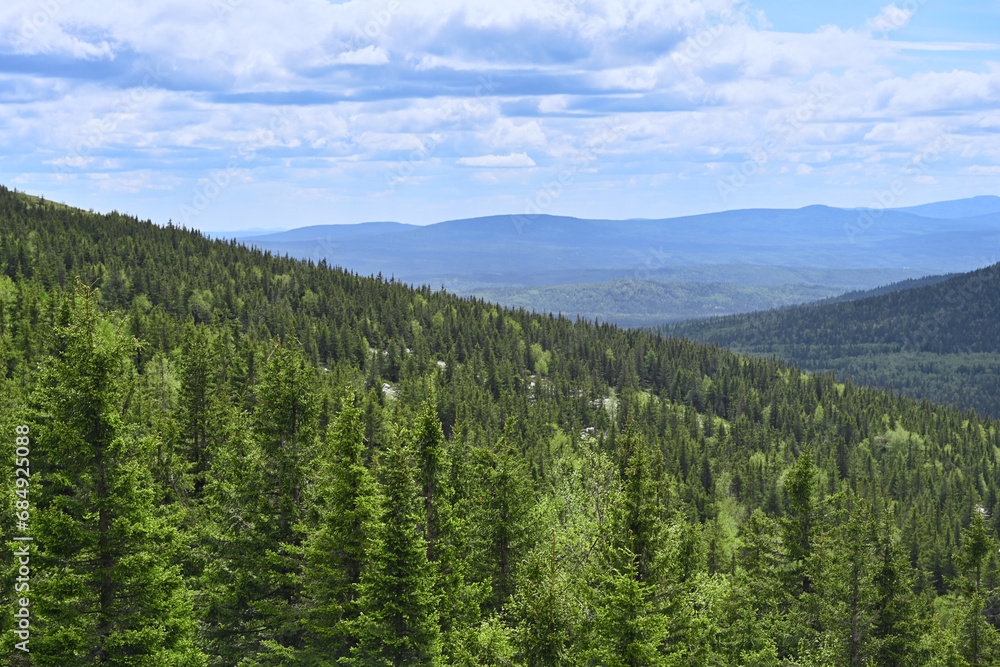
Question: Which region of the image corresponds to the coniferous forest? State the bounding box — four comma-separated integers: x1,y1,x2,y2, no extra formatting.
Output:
664,264,1000,419
2,184,1000,665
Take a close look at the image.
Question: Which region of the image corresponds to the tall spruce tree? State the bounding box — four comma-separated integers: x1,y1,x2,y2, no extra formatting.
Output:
301,393,375,662
200,340,318,665
412,398,471,650
29,287,204,665
469,419,535,613
952,508,1000,666
350,426,442,666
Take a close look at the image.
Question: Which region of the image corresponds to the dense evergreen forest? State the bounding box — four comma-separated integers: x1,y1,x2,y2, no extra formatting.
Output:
1,184,999,665
664,263,1000,419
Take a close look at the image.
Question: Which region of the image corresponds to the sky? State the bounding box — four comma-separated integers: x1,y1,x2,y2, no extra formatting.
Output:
1,0,999,231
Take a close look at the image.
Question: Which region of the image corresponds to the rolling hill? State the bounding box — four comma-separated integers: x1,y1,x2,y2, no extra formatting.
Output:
665,262,1000,416
237,200,1000,324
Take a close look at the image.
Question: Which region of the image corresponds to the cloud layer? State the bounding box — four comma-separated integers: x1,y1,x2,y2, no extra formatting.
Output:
1,0,999,229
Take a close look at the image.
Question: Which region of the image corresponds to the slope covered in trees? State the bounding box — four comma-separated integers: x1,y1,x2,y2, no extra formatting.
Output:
0,184,999,665
665,262,1000,418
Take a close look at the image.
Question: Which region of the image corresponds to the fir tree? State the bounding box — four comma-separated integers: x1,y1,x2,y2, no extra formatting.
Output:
350,426,443,666
29,287,204,665
301,393,376,662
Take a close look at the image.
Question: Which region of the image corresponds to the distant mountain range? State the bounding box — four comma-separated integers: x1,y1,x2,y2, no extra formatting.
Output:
240,200,1000,278
890,194,1000,219
235,196,1000,324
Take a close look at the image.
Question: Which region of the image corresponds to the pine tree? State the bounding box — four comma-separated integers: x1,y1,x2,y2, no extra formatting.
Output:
301,393,376,662
350,426,443,665
29,287,204,665
469,419,535,613
413,398,472,651
952,507,1000,666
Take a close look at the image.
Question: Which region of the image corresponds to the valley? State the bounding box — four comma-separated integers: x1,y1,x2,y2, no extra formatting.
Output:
240,200,1000,325
1,185,998,664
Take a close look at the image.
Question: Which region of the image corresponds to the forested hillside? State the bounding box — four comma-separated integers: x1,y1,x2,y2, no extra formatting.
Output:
665,263,1000,418
1,184,999,665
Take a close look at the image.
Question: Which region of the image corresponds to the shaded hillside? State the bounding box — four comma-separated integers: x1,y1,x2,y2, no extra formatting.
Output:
820,272,955,303
665,263,1000,416
893,194,1000,219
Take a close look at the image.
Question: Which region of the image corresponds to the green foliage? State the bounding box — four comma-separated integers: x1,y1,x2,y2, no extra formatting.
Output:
666,262,1000,417
350,429,442,666
300,394,376,662
27,287,204,665
0,185,997,664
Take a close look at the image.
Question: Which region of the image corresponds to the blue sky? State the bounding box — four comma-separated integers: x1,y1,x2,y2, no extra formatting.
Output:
2,0,999,231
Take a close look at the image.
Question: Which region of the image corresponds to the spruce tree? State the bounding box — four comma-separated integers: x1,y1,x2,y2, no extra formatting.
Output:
870,510,924,665
350,426,442,666
200,340,318,664
469,419,535,613
301,393,375,662
952,508,1000,666
612,418,662,583
585,545,668,667
512,537,579,667
413,398,472,651
29,287,204,665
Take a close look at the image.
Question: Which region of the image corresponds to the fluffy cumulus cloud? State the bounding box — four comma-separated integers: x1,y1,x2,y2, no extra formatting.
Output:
0,0,998,228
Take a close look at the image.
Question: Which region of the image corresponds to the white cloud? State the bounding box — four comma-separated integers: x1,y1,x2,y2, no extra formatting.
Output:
1,0,998,226
867,4,914,34
963,165,1000,175
458,153,536,167
330,46,390,66
47,155,93,168
483,119,547,150
473,171,500,184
